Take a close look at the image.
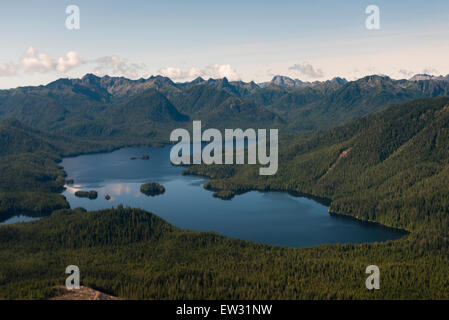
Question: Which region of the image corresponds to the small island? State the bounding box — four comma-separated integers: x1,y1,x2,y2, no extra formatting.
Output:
105,194,111,201
130,154,149,160
140,182,165,197
74,190,98,200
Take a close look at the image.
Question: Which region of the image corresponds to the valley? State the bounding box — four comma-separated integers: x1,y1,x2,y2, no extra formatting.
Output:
0,74,449,299
59,146,403,247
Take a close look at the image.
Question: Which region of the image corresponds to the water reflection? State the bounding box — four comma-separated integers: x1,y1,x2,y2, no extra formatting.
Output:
1,215,40,225
57,146,404,248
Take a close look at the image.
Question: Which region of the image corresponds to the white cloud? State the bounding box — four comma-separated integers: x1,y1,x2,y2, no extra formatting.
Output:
158,67,183,79
422,67,439,75
19,46,83,74
288,62,324,79
0,63,17,77
158,64,240,81
56,51,83,73
158,66,204,80
398,69,415,78
205,64,240,80
2,48,144,79
187,67,203,79
20,46,55,73
398,67,441,78
94,56,145,79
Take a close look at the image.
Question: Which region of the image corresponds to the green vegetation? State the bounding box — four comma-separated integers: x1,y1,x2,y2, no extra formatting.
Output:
105,194,111,201
141,154,149,160
0,207,448,300
186,97,449,234
211,190,235,200
0,97,448,299
0,118,114,222
1,73,449,299
74,190,98,200
2,74,449,144
185,93,449,298
140,182,165,197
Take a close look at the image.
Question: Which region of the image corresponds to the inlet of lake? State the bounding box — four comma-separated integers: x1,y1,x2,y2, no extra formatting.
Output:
37,145,404,248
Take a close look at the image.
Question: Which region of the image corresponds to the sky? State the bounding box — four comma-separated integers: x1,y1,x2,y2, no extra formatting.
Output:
0,0,449,88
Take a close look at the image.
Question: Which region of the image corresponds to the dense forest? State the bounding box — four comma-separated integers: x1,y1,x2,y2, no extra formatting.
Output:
0,74,449,299
186,97,449,233
0,118,114,222
2,74,449,142
0,207,448,299
140,182,165,196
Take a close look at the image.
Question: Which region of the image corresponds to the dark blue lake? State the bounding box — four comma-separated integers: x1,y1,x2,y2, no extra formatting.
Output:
60,146,404,247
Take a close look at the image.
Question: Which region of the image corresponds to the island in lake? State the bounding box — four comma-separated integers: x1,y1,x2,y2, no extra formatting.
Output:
140,182,165,197
130,154,150,160
74,190,98,200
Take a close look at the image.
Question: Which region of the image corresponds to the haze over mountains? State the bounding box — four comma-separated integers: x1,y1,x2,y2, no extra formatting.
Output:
265,73,449,87
409,74,449,81
261,75,348,88
1,73,449,146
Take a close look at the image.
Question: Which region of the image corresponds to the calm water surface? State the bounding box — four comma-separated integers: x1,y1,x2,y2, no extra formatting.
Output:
56,146,404,247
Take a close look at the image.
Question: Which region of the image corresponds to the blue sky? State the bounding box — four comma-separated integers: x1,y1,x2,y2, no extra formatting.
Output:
0,0,448,88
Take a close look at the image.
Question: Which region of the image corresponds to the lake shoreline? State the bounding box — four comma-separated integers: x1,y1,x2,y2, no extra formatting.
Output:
61,145,408,241
182,167,409,236
3,146,406,247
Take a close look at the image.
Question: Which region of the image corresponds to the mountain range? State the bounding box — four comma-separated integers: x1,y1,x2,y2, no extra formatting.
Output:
1,73,449,146
186,96,449,231
1,72,449,299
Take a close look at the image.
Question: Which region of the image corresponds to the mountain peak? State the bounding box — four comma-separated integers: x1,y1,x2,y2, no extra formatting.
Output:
207,77,229,84
409,74,449,81
328,77,348,85
82,73,101,81
191,76,205,84
271,75,305,88
410,74,434,81
358,74,392,85
147,75,174,84
269,75,348,88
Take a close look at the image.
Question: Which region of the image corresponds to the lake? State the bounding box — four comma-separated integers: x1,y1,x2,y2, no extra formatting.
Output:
55,146,404,248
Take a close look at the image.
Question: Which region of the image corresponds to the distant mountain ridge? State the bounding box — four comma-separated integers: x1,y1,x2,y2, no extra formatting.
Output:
1,73,449,145
185,96,449,231
409,74,449,81
261,75,348,88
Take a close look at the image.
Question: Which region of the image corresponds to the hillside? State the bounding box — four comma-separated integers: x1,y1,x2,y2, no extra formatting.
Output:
286,76,449,131
0,119,113,222
2,74,449,146
185,97,449,233
1,79,449,299
1,207,448,299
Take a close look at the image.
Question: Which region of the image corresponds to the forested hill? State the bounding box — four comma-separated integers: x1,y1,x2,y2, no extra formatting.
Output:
1,76,449,299
1,74,449,145
0,118,114,222
0,118,107,156
1,207,448,299
186,97,449,234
